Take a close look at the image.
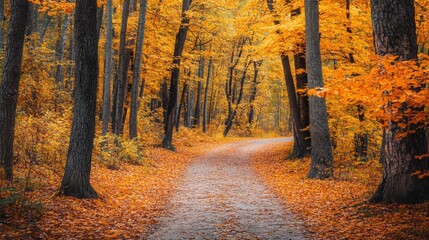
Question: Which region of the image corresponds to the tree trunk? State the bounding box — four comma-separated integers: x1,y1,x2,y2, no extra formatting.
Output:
305,0,334,179
0,0,28,181
161,80,169,128
102,0,113,136
176,82,188,131
129,0,148,139
0,0,4,52
370,0,429,203
162,0,192,150
26,3,35,36
248,60,262,134
113,0,130,135
55,15,71,86
203,57,213,133
59,0,98,198
294,50,311,153
39,14,52,44
267,0,308,157
194,46,204,128
282,55,307,158
96,6,103,40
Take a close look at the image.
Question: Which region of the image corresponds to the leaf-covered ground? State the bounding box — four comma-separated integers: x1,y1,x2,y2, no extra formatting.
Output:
252,142,429,240
0,134,228,239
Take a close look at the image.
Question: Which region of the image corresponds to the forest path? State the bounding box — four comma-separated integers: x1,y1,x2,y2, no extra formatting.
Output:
144,138,307,240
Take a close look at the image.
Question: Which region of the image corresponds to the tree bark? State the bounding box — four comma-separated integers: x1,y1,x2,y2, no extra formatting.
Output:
248,60,262,133
102,0,113,136
267,0,308,157
305,0,334,179
113,0,130,135
55,15,71,86
59,0,98,198
130,0,148,139
370,0,429,203
162,0,192,150
294,50,311,154
0,0,4,52
0,0,28,181
194,44,204,128
202,57,213,133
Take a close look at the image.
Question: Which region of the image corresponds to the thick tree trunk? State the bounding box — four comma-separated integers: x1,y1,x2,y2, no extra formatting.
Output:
26,3,35,36
113,0,130,135
162,0,192,150
370,0,429,203
55,15,71,86
102,0,113,136
129,0,148,139
0,0,28,181
96,6,103,40
305,0,334,179
203,57,213,133
59,0,98,198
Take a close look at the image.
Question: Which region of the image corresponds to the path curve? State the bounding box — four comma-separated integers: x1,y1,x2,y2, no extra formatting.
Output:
144,138,306,240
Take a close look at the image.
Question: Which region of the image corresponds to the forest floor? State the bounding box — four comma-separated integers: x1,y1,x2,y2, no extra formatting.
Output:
0,133,235,239
253,142,429,240
2,137,429,239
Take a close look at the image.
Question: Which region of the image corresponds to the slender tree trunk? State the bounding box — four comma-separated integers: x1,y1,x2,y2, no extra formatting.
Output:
113,0,130,135
0,0,28,181
176,82,188,131
194,45,204,128
129,0,148,139
267,0,308,157
39,14,51,44
282,55,307,158
305,0,334,179
203,57,213,133
248,60,262,133
55,15,71,86
161,80,169,128
162,0,192,150
139,78,145,97
102,0,113,136
0,0,4,52
294,50,311,153
370,0,429,203
59,0,98,198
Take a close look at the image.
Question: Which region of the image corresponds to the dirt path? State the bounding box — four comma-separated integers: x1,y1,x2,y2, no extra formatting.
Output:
144,138,307,240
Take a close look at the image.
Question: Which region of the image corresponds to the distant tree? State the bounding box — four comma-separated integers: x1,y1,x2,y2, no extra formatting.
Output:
0,0,28,181
102,0,113,136
112,0,130,135
59,0,99,198
305,0,334,179
370,0,429,203
130,0,148,139
162,0,193,150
